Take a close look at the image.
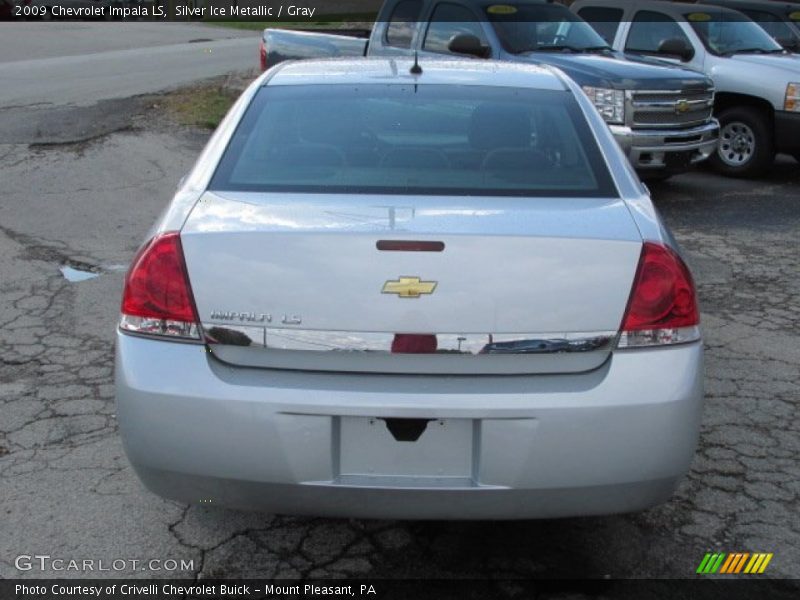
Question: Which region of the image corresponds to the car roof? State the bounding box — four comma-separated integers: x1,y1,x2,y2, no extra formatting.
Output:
265,57,568,91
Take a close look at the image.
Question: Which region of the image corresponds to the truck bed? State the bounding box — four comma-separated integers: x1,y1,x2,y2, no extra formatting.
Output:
263,28,370,69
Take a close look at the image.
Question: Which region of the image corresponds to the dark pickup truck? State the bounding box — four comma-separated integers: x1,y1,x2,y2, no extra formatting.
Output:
259,0,720,178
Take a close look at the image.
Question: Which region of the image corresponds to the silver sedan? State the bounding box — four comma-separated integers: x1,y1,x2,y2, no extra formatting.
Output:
115,58,704,519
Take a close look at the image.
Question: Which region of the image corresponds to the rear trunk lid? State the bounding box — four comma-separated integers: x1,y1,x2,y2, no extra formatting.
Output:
180,192,642,375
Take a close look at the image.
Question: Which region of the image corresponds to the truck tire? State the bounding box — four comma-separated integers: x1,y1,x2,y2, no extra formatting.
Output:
710,107,774,178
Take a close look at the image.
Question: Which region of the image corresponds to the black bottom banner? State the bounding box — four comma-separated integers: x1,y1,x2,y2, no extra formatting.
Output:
3,579,800,600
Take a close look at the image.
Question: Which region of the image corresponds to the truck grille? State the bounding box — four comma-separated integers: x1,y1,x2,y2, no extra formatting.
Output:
629,88,714,130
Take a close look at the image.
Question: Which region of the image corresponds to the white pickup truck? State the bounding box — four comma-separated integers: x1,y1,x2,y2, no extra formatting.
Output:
573,0,800,177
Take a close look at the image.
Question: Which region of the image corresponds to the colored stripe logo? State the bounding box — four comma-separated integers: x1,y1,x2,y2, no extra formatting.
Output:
697,553,773,574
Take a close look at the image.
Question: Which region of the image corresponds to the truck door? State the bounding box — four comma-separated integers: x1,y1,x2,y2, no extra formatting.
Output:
419,2,493,59
375,0,427,57
622,10,705,71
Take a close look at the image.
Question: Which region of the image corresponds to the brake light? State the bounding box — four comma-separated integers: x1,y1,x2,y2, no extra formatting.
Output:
377,240,445,252
259,39,267,72
391,334,438,354
617,242,700,348
119,232,201,340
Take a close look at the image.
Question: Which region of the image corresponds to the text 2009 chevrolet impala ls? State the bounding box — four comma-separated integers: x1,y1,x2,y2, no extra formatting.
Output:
115,58,703,520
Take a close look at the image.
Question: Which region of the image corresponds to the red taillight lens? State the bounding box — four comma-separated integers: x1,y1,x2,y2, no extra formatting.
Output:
119,232,200,340
259,40,267,72
377,240,445,252
618,242,700,348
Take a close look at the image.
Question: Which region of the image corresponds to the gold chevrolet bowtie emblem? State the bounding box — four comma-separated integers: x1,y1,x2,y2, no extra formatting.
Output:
382,276,437,298
675,99,691,114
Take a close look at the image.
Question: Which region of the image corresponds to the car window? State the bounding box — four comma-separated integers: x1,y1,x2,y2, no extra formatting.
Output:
386,0,424,48
577,7,624,44
211,84,617,198
626,10,691,54
423,3,488,55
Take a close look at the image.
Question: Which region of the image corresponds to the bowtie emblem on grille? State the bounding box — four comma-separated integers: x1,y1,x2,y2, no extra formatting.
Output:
675,99,691,114
382,277,437,298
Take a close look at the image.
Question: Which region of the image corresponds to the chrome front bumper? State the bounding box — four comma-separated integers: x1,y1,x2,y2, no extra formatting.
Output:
610,120,720,172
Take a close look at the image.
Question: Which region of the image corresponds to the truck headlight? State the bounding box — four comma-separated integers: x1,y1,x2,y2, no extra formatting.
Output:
582,86,625,124
785,83,800,112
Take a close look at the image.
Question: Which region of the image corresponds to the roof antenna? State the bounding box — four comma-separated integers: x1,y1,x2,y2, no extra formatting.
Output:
410,51,422,75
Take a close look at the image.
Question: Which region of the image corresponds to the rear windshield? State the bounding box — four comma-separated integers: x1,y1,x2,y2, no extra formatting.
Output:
210,84,617,198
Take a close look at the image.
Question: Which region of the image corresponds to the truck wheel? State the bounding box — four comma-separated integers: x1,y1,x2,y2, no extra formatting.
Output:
710,107,774,178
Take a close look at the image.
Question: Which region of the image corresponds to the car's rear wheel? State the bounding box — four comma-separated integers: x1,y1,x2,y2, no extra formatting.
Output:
710,107,774,178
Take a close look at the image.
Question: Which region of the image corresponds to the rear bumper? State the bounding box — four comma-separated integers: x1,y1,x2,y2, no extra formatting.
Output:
610,120,719,172
775,110,800,154
115,332,704,519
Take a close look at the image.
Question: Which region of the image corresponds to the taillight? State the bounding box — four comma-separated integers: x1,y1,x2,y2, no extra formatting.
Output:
617,242,700,348
259,39,267,72
391,334,438,354
119,232,201,341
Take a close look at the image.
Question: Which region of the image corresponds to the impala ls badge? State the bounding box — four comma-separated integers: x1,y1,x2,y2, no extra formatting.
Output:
210,311,302,325
210,310,271,323
382,277,437,298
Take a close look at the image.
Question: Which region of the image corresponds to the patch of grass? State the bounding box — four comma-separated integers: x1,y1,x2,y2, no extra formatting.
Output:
162,85,238,130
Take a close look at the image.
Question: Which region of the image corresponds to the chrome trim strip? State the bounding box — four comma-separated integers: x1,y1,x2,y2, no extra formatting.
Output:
631,98,713,110
201,324,616,355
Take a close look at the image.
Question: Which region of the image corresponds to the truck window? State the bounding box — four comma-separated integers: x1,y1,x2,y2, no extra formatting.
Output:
210,84,617,198
685,10,783,55
576,6,624,44
423,3,488,55
386,0,424,48
626,11,691,55
741,9,796,42
486,3,610,54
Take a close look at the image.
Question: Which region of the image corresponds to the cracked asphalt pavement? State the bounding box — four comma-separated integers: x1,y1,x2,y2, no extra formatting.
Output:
1,68,799,589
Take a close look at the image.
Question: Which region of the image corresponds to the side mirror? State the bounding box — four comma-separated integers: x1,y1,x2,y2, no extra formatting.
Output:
448,33,491,58
657,38,695,62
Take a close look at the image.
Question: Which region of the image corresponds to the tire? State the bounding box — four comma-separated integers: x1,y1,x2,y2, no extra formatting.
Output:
710,106,774,178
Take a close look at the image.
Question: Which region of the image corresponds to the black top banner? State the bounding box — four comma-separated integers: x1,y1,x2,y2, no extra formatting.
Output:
6,1,382,22
3,0,785,23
